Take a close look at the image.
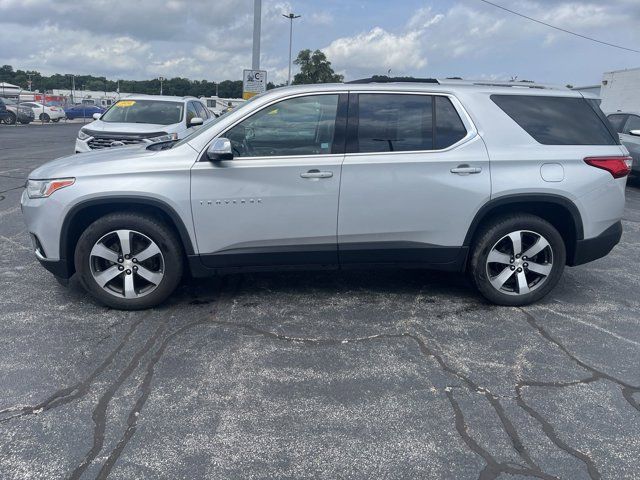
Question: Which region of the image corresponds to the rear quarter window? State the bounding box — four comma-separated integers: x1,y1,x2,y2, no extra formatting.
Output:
491,95,617,146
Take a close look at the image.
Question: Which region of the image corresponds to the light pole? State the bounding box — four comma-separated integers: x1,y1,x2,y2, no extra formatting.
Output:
252,0,262,70
158,76,165,95
282,13,300,86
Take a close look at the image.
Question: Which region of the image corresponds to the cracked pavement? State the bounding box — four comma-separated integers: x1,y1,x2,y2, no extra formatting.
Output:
1,124,639,479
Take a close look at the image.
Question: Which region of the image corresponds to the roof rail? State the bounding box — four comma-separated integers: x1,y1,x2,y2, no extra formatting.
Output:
440,79,567,90
347,77,439,84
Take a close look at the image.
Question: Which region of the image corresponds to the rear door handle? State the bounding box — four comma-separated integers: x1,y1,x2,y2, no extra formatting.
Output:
450,165,482,175
300,169,333,179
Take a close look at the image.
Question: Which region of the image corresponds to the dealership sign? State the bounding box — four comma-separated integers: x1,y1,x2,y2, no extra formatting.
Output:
243,69,267,100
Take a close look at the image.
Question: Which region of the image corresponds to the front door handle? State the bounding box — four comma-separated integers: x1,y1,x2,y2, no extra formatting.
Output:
300,169,333,179
450,165,482,175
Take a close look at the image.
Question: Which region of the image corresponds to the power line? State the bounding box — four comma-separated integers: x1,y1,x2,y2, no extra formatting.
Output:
474,0,640,54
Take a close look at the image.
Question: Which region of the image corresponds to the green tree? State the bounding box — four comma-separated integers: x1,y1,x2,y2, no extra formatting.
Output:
292,49,343,85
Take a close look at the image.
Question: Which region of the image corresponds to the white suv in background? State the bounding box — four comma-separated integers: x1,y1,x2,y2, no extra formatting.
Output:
75,95,214,153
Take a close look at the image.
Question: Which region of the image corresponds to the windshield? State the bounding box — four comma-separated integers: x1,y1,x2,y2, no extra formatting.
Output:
172,93,261,148
1,98,16,105
100,99,184,125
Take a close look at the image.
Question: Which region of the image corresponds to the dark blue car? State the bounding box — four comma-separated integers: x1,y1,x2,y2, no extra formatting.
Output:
64,104,105,120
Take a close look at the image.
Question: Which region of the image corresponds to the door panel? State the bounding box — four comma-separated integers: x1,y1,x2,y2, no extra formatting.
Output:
191,156,342,267
190,93,345,269
338,93,490,266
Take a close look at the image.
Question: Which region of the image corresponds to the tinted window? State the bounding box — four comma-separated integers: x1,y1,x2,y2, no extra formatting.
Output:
608,114,627,133
623,115,640,134
435,96,467,149
195,102,209,119
357,94,433,153
491,95,616,145
100,100,184,125
186,102,198,123
225,94,339,157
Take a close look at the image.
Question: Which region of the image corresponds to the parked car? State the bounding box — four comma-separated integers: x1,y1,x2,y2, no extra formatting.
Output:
606,112,640,175
20,101,66,122
22,80,630,310
0,98,12,124
0,97,35,124
74,95,214,153
64,104,105,120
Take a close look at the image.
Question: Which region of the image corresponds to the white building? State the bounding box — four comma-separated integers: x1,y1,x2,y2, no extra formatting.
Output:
599,67,640,113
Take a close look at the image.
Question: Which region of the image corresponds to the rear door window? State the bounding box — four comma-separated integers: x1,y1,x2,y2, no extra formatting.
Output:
435,96,467,149
491,95,617,145
353,94,468,153
607,114,628,133
623,115,640,134
356,94,433,153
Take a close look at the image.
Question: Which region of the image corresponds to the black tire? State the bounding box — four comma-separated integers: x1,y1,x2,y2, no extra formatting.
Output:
52,118,60,123
469,214,566,306
39,113,50,122
74,213,183,310
2,112,16,125
19,120,31,125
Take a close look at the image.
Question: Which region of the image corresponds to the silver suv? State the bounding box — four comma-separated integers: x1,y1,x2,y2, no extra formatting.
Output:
21,80,631,309
75,95,214,153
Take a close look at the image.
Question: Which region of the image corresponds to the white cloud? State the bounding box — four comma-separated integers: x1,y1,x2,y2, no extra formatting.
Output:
324,27,428,76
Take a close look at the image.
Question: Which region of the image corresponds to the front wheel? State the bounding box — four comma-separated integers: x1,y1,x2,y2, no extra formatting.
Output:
469,214,566,306
52,118,60,123
74,213,184,310
39,113,50,122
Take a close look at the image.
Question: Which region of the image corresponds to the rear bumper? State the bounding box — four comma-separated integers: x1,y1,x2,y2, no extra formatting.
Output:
569,221,622,266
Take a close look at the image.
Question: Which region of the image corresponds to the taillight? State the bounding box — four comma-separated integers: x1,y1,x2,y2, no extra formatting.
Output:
584,156,632,179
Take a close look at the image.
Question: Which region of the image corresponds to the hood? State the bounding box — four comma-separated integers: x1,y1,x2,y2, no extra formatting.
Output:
29,145,158,180
81,120,178,134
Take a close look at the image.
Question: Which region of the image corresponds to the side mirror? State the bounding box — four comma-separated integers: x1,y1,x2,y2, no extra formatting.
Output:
92,113,101,120
629,129,640,137
188,117,203,127
206,138,233,162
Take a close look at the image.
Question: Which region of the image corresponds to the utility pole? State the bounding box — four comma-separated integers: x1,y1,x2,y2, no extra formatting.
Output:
159,76,164,95
252,0,261,70
283,13,301,86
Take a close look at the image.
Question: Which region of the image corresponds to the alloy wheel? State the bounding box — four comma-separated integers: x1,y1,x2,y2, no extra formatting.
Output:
485,230,553,296
89,229,164,299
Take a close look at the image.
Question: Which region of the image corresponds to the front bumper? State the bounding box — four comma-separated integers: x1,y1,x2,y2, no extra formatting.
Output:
569,221,622,266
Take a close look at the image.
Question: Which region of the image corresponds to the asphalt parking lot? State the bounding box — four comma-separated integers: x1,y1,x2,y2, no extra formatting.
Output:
1,123,639,479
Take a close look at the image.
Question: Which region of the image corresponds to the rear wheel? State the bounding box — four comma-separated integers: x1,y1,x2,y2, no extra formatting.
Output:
74,213,183,310
469,214,566,306
2,112,16,125
52,118,60,123
39,113,50,122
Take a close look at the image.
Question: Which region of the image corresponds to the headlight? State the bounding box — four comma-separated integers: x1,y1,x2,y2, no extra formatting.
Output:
26,178,75,199
148,133,178,143
78,129,90,140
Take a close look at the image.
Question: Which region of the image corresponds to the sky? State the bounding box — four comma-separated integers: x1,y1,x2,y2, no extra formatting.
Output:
0,0,639,87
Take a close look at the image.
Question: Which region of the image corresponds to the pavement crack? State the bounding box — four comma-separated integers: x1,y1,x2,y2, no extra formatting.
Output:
446,389,557,480
520,308,640,412
201,322,555,479
68,320,167,480
0,317,145,424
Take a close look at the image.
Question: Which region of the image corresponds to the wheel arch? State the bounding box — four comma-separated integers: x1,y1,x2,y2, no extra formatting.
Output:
464,194,584,265
60,197,195,277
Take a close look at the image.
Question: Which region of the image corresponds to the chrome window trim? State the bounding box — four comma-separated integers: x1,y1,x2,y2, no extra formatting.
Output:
204,91,343,161
347,90,478,156
201,90,478,160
